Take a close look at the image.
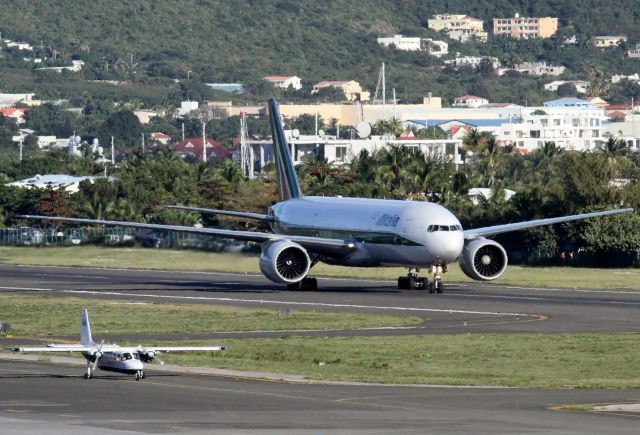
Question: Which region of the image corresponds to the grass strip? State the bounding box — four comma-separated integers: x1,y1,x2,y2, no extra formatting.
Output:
0,246,639,290
154,333,640,389
0,294,419,336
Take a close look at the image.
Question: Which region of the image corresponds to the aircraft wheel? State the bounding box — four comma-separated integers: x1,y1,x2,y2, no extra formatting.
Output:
301,278,317,291
135,371,142,381
435,280,443,294
84,373,91,379
141,371,146,379
417,277,427,289
286,282,301,291
397,276,408,290
428,282,435,294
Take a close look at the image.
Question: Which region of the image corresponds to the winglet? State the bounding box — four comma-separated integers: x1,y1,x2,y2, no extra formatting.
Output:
267,98,303,201
80,308,94,346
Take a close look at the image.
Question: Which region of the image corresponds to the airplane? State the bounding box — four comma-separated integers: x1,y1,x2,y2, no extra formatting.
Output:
22,99,633,293
10,309,225,381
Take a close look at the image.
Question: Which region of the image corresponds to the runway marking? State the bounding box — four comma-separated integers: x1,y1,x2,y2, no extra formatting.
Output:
0,285,538,318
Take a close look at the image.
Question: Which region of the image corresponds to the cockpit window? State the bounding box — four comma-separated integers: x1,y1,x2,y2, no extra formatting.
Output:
122,353,132,360
428,224,462,232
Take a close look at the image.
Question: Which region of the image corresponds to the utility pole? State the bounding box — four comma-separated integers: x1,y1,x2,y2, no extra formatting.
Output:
19,137,23,162
111,136,115,165
181,122,185,141
202,122,207,162
141,133,145,153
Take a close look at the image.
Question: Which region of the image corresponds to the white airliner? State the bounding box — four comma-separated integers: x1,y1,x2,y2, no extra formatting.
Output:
11,309,225,381
23,99,633,292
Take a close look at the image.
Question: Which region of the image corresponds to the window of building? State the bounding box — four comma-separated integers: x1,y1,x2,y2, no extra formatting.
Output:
553,119,561,126
530,130,540,138
335,146,348,162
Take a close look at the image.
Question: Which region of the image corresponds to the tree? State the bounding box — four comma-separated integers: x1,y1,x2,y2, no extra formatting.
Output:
97,110,143,149
556,83,578,97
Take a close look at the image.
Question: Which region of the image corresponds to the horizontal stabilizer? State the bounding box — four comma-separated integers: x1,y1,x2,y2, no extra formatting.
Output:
165,205,275,222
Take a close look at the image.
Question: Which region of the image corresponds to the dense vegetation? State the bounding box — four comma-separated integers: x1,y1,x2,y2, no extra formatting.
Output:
1,0,640,108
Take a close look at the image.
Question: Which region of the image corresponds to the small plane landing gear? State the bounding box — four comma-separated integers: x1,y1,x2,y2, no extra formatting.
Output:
84,372,93,379
397,268,427,290
84,362,94,379
135,370,144,381
287,277,318,291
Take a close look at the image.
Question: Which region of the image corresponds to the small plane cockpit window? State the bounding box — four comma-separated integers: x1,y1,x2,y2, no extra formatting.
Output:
122,353,132,360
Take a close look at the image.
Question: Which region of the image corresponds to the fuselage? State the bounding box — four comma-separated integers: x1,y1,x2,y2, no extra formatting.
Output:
270,196,464,267
84,349,144,374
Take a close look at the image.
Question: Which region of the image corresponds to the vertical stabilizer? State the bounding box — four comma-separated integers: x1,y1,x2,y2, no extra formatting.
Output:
267,98,303,201
80,308,94,346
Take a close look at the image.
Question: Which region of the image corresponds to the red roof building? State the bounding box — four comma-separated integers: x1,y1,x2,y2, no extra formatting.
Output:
173,138,230,161
0,108,26,123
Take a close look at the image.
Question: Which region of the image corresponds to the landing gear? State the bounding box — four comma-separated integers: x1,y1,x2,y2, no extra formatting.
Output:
287,277,318,291
84,363,94,379
397,268,427,290
398,264,447,293
135,370,144,381
84,372,93,379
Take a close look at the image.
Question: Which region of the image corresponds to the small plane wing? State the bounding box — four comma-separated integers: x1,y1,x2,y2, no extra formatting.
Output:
464,208,634,239
165,205,275,222
137,345,225,352
20,215,354,256
11,345,95,352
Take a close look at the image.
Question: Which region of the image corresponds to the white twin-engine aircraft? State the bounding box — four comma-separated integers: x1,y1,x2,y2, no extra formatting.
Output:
11,309,224,380
23,99,632,292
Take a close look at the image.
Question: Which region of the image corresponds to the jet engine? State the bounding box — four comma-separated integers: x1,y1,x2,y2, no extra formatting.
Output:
459,238,508,281
140,351,156,363
259,240,310,284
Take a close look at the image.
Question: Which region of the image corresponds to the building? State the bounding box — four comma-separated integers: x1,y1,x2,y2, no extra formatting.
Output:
628,43,640,58
444,56,500,70
452,95,489,108
263,76,302,91
427,14,487,42
511,62,565,77
377,34,422,51
178,101,200,116
592,36,627,49
544,80,590,94
0,108,26,124
312,80,370,101
35,60,85,73
611,73,640,84
173,138,230,161
492,16,558,39
151,133,172,145
5,41,33,50
424,39,448,57
133,109,164,124
6,174,109,194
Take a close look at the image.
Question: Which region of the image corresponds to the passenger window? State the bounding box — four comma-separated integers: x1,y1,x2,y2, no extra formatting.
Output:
427,225,435,232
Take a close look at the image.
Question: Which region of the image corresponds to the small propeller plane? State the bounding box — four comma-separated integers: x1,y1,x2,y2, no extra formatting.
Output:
10,308,225,381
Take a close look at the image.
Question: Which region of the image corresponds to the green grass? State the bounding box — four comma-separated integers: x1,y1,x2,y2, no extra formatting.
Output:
148,333,640,388
1,246,639,289
0,294,419,337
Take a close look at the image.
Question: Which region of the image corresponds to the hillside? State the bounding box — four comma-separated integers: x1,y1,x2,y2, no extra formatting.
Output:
1,0,640,106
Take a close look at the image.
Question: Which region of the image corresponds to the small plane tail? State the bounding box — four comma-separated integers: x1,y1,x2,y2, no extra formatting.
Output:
267,98,303,201
80,308,94,346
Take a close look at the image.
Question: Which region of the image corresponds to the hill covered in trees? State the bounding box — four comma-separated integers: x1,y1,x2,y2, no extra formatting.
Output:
1,0,640,107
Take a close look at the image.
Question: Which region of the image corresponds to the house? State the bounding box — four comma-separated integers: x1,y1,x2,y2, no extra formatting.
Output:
427,14,487,42
36,60,85,73
377,34,422,51
592,36,627,49
543,97,596,109
444,56,500,70
263,76,302,91
452,95,489,108
0,108,26,124
151,133,172,146
5,41,33,51
492,16,558,39
628,43,640,58
512,62,565,76
544,80,589,94
133,110,164,124
173,138,230,161
586,96,608,108
178,101,200,116
6,174,109,194
0,93,35,106
424,39,448,57
611,73,640,84
312,80,370,101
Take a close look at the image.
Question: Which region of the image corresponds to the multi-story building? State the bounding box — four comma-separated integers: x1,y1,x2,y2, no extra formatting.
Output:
377,34,422,51
544,80,589,94
453,95,489,108
444,56,500,70
492,16,558,39
512,62,565,77
427,14,487,42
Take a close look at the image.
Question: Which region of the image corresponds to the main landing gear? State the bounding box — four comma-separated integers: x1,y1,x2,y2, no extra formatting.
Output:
287,277,318,291
397,266,445,293
135,370,145,381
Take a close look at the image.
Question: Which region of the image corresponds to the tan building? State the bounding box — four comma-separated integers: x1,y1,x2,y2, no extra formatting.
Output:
427,14,487,42
592,36,627,49
492,16,558,39
312,80,370,102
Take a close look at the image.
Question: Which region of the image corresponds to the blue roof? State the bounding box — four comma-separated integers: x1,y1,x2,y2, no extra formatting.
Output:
543,97,595,108
407,119,508,128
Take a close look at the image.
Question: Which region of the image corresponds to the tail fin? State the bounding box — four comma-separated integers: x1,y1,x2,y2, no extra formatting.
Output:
80,308,94,346
267,98,303,201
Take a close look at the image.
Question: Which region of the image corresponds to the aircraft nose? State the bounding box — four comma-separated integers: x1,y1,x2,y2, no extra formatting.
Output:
430,231,464,262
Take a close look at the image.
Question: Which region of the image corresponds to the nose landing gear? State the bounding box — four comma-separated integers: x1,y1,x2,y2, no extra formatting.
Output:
397,264,447,293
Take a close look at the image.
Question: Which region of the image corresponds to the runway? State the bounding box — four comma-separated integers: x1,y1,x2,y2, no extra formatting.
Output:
1,263,640,433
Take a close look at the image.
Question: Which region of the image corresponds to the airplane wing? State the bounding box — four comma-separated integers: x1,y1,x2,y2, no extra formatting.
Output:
20,215,354,256
10,345,95,352
165,205,275,222
464,208,634,239
137,345,225,352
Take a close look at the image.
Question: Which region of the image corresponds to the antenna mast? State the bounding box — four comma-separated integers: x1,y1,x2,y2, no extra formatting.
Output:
240,112,254,179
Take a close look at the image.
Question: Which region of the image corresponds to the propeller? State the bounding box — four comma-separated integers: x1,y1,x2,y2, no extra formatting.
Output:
91,340,104,372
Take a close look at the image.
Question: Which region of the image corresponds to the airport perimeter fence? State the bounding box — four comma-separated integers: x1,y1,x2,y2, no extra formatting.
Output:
0,227,253,253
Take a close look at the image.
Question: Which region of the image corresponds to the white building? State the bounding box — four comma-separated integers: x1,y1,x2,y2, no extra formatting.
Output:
453,95,489,108
263,75,302,91
36,60,85,73
544,80,589,94
496,98,605,152
444,56,499,70
178,101,200,116
628,43,640,58
377,34,422,51
424,39,448,57
5,41,33,50
510,62,565,76
611,73,640,84
6,174,110,194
